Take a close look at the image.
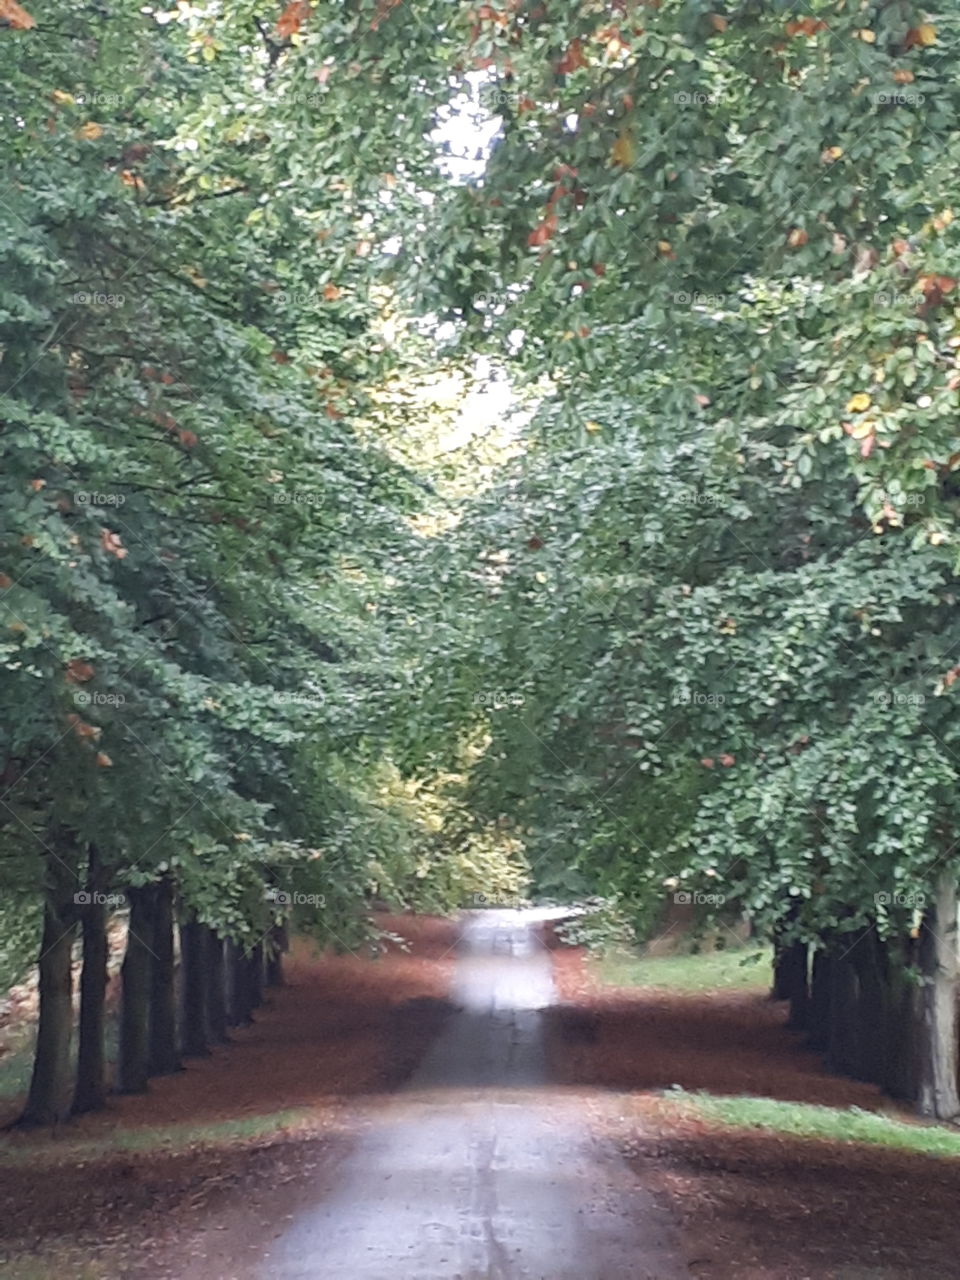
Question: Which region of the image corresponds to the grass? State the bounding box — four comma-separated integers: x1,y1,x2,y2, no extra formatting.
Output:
598,944,772,992
665,1088,960,1158
0,1107,314,1165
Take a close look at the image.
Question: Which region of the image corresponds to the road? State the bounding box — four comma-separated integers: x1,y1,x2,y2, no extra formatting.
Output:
261,909,686,1279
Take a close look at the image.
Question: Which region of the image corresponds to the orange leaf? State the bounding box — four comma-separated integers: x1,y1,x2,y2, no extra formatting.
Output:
99,528,127,560
65,659,95,684
0,0,36,30
276,1,311,38
322,283,341,301
0,573,12,589
787,227,808,248
67,714,100,742
557,37,587,74
95,752,113,768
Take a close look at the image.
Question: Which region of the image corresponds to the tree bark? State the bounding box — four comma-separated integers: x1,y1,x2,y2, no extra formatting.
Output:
785,941,809,1030
149,876,181,1076
203,927,229,1044
20,890,77,1127
849,930,890,1085
247,941,264,1009
807,948,832,1052
266,924,288,987
826,951,860,1078
916,872,960,1120
226,939,253,1027
179,916,210,1057
72,847,109,1115
116,886,154,1094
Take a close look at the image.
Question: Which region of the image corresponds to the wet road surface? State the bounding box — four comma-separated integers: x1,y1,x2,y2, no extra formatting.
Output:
263,910,685,1279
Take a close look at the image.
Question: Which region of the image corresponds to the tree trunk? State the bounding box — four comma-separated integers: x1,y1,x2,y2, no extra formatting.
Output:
72,848,109,1115
203,927,229,1044
180,916,210,1057
116,886,155,1094
826,951,860,1078
916,872,960,1120
266,924,288,987
247,941,264,1009
226,939,253,1027
785,941,809,1030
149,876,181,1076
883,961,918,1102
20,892,76,1127
850,930,890,1086
807,948,832,1052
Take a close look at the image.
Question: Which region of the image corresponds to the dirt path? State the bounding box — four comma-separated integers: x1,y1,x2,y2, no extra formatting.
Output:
178,910,687,1280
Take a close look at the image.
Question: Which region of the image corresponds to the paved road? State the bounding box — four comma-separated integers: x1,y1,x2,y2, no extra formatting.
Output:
262,910,686,1280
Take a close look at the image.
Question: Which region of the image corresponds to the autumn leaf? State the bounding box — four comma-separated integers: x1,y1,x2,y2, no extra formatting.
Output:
700,757,715,768
787,227,808,248
99,528,127,559
905,23,936,48
0,0,36,30
95,752,113,767
276,0,311,39
67,714,101,742
322,283,341,301
718,753,736,767
0,574,12,590
785,17,826,37
846,392,872,413
50,89,73,105
65,659,95,684
610,130,635,168
76,122,104,141
710,13,727,32
556,38,587,75
527,213,558,247
893,68,914,84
